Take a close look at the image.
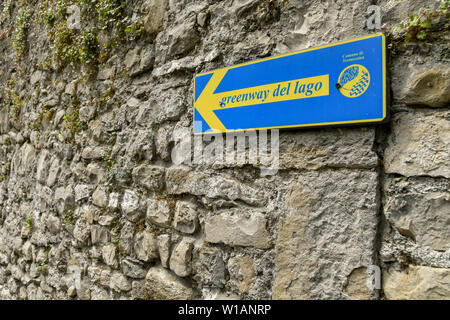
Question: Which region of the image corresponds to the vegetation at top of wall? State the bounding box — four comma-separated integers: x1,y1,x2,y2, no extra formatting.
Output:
388,1,449,43
384,1,450,56
396,1,449,41
0,0,12,27
12,6,31,61
35,0,146,75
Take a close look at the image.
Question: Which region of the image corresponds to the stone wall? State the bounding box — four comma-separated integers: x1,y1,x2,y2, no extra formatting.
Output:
0,0,448,300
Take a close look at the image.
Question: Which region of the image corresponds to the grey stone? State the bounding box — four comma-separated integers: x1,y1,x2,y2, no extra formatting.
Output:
121,259,146,279
90,225,110,245
173,201,199,234
134,230,158,262
110,272,131,292
74,184,94,202
146,198,172,227
124,47,155,77
167,17,199,58
228,254,256,294
54,186,74,214
205,209,270,249
36,150,50,183
197,247,226,288
92,188,108,208
169,239,193,277
166,166,265,206
119,221,135,255
384,177,450,252
143,0,166,36
102,244,118,268
383,265,450,300
46,156,60,187
132,164,165,191
73,218,91,245
81,146,108,160
108,193,120,210
121,190,142,221
11,143,35,176
273,169,378,299
384,110,450,178
158,234,171,268
98,215,115,226
145,266,195,299
279,128,378,170
394,65,450,107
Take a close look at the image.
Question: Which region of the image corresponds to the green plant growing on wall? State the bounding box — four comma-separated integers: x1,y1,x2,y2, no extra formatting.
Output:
62,210,75,226
1,161,11,181
2,78,22,122
13,6,31,60
394,1,449,42
25,216,33,229
0,0,12,27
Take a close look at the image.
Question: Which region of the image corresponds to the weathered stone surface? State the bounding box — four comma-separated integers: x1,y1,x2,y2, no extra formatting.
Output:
158,234,171,268
0,0,449,302
383,266,450,300
74,184,94,202
228,255,256,294
54,186,74,214
124,46,155,77
110,272,131,292
46,156,60,187
384,110,450,178
279,128,378,170
197,247,226,288
169,239,193,277
343,267,372,300
384,177,450,251
172,201,199,234
394,66,450,107
121,190,142,221
167,17,199,58
121,259,146,279
273,169,378,299
36,150,50,183
90,225,110,245
205,209,270,249
166,166,265,206
146,198,172,227
92,188,108,208
145,266,195,299
102,244,118,268
11,143,35,176
134,230,158,262
131,164,165,191
143,0,166,36
81,146,107,160
108,193,120,210
73,218,90,245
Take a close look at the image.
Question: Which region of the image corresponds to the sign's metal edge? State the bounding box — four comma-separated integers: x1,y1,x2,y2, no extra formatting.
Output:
192,32,389,135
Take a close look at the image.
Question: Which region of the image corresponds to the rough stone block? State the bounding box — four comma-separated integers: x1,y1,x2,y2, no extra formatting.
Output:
273,169,378,299
205,209,270,249
279,127,378,170
145,266,195,299
383,265,450,300
384,176,450,251
169,239,193,277
384,110,449,178
132,164,165,191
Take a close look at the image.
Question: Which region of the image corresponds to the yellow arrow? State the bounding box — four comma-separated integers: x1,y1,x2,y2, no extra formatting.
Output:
195,69,228,133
